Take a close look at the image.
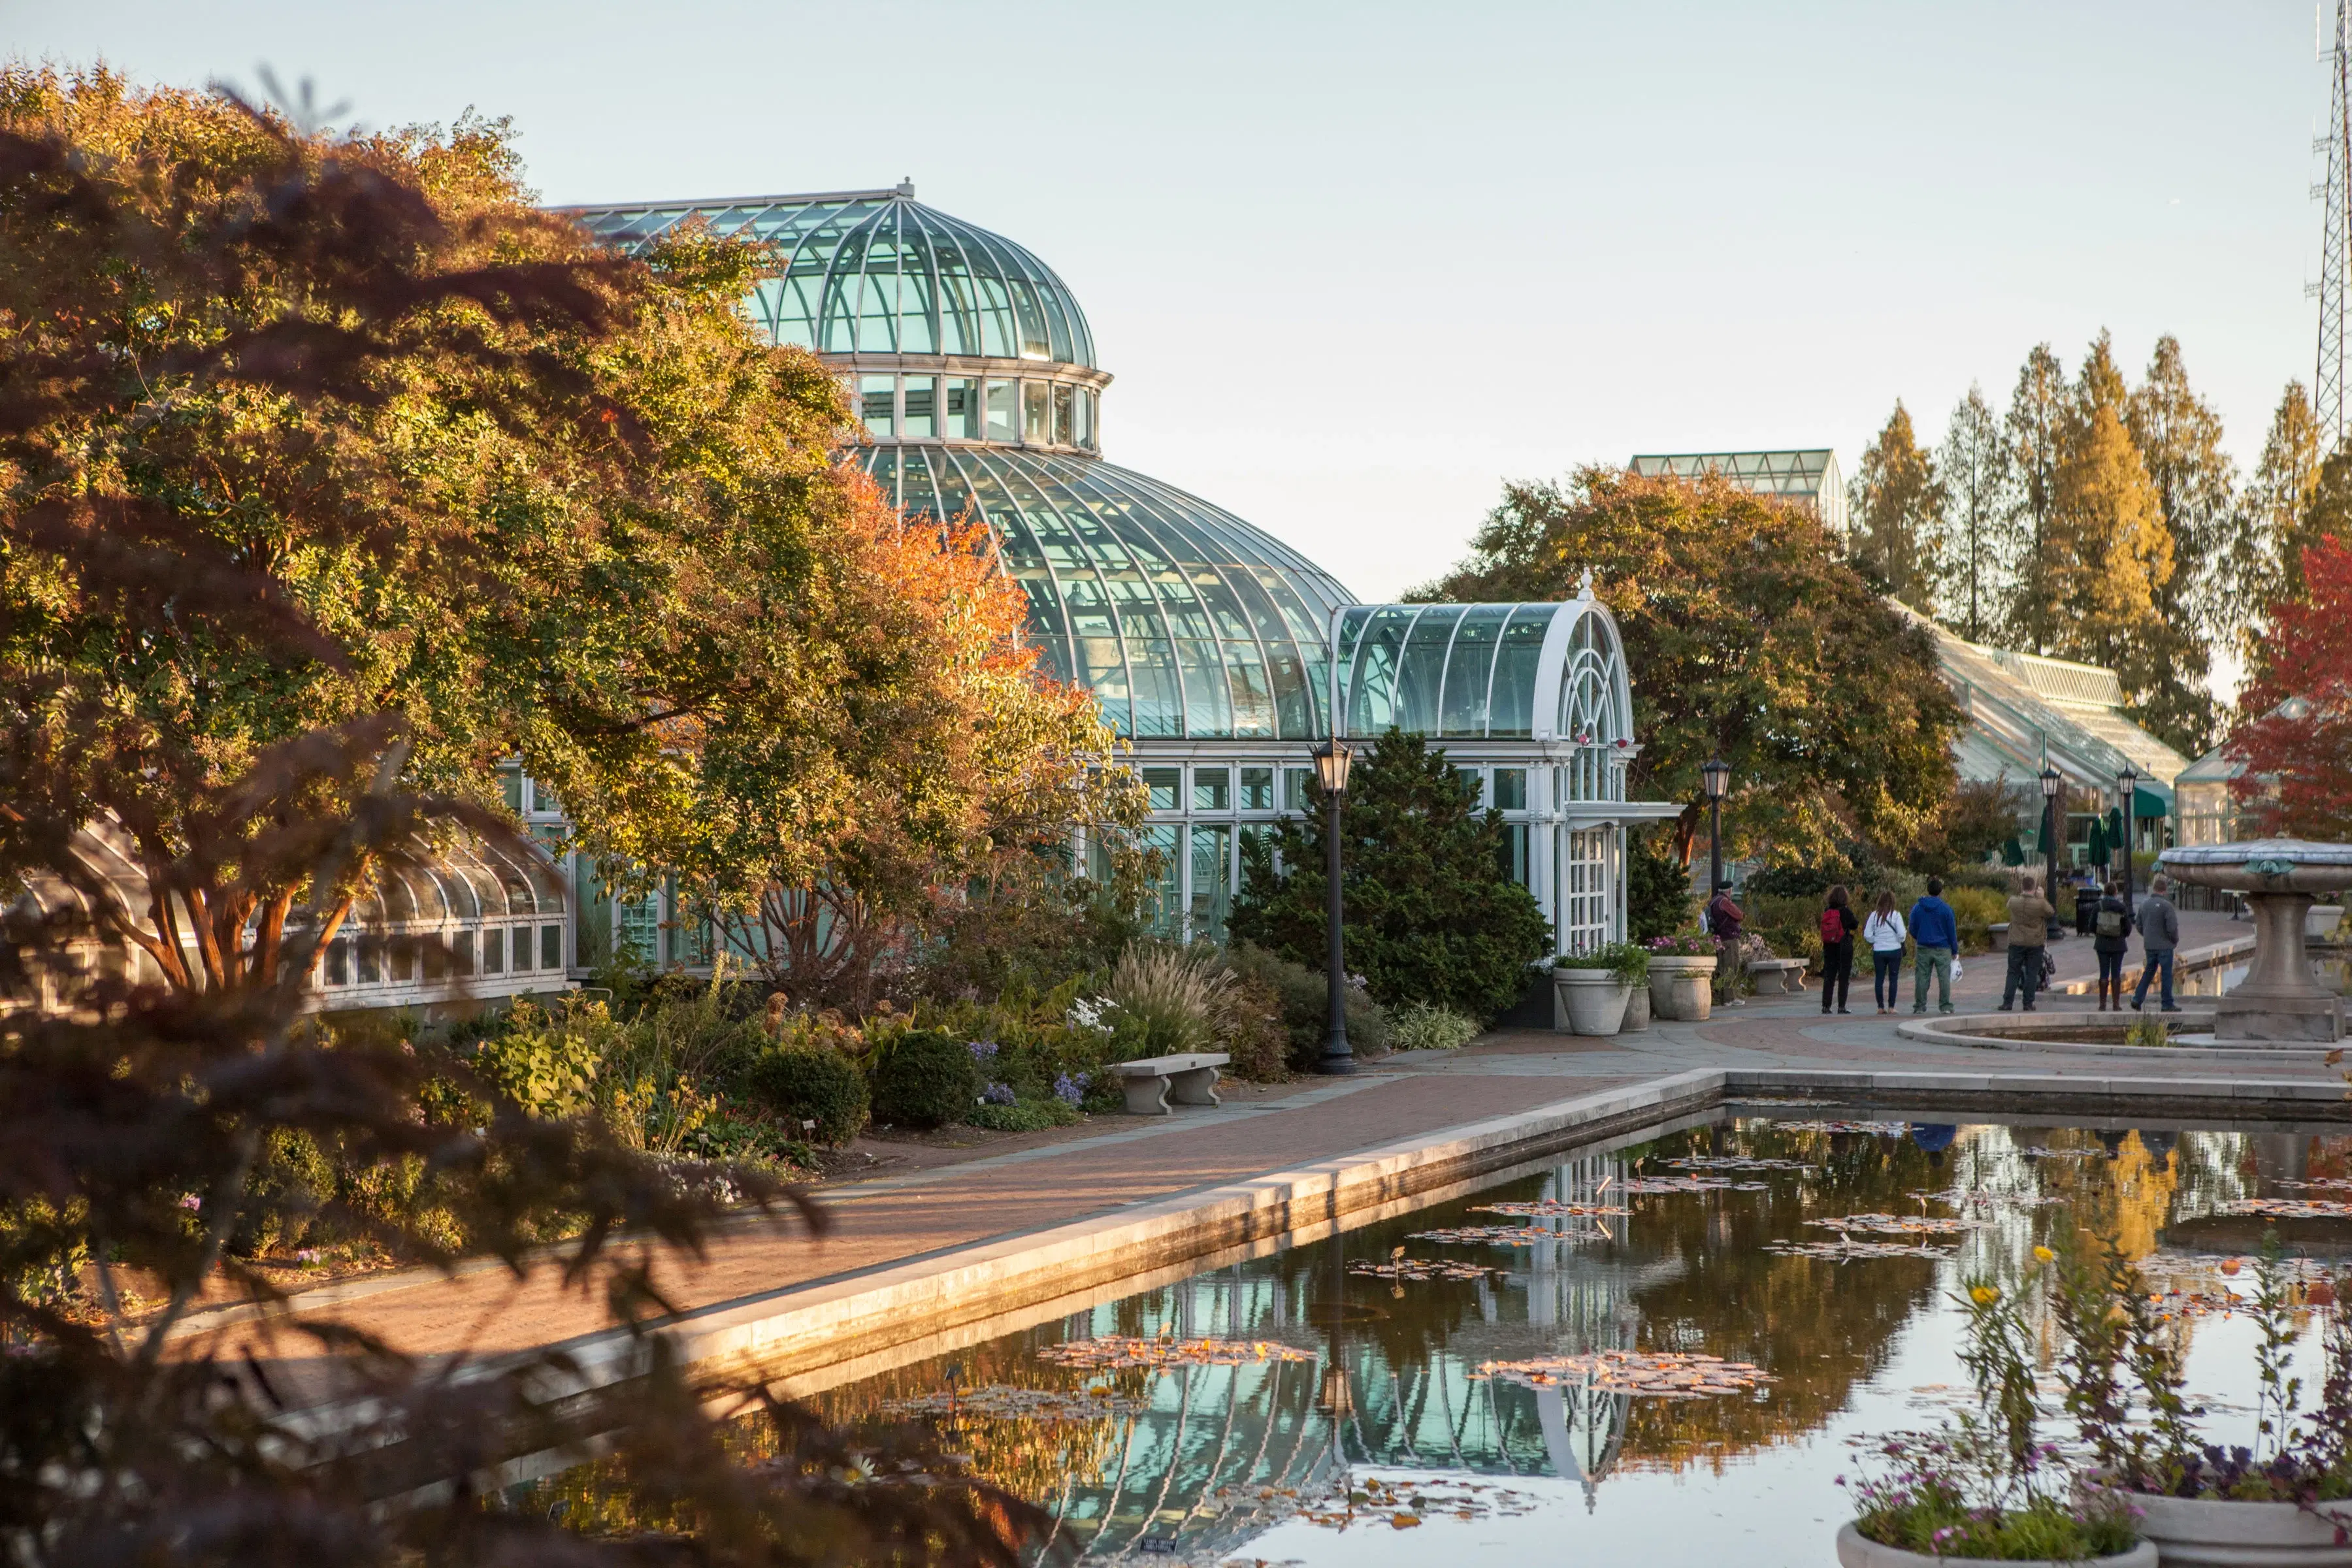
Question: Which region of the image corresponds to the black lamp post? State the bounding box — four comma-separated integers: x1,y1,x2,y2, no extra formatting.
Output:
2038,764,2066,940
2117,762,2140,913
1314,738,1356,1076
1701,757,1731,902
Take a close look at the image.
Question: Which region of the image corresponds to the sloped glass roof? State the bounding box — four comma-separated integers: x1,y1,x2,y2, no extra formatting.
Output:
563,187,1096,367
867,446,1351,740
1335,598,1633,743
1627,449,1837,497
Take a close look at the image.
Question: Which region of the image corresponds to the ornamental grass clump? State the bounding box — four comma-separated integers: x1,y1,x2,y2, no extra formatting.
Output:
1102,944,1230,1058
1847,1251,2144,1560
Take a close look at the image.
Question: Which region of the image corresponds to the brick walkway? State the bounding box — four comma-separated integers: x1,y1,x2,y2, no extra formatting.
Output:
205,904,2304,1390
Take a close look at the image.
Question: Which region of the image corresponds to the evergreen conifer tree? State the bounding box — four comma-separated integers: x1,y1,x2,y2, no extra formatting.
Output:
2002,344,2068,652
1227,730,1552,1021
1936,384,2012,642
1848,401,1944,610
2232,381,2323,666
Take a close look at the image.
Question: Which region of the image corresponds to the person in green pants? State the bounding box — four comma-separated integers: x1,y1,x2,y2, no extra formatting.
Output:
1908,877,1959,1014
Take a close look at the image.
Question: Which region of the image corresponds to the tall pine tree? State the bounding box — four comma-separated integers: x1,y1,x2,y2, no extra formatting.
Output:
1936,384,2011,642
2046,333,2186,747
1848,400,1943,610
2117,335,2225,751
2002,344,2068,653
2234,381,2323,668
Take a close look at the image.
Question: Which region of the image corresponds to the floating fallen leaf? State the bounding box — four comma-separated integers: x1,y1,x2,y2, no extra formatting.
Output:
1348,1257,1498,1283
2220,1198,2352,1220
1767,1237,1955,1261
1773,1120,1913,1135
884,1384,1137,1420
1618,1175,1771,1194
1806,1213,1986,1237
1040,1335,1315,1370
1409,1224,1606,1247
1663,1155,1816,1172
1473,1349,1774,1397
1475,1200,1633,1218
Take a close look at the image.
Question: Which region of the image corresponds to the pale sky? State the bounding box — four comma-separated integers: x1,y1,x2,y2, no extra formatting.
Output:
5,1,2331,600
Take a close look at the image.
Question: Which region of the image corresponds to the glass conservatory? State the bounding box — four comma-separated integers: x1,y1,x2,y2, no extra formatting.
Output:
553,184,1683,960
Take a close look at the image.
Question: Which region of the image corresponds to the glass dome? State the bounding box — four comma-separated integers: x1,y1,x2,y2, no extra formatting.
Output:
869,446,1352,740
564,185,1096,367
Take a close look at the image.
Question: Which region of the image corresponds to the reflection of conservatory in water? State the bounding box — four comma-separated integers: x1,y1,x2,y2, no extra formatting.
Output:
559,184,1680,960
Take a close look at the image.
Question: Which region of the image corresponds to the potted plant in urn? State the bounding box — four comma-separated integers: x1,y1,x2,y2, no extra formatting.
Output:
1644,930,1718,1021
2055,1235,2352,1565
1550,941,1649,1036
1839,1254,2152,1565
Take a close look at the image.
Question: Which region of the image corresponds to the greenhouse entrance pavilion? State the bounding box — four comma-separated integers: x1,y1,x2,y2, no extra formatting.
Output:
556,183,1682,962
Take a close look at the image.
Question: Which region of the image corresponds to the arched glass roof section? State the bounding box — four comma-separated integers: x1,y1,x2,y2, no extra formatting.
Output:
1334,593,1634,745
562,186,1096,367
868,446,1354,742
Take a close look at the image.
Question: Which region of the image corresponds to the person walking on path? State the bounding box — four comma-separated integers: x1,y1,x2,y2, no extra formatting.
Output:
2091,878,2134,1011
1909,878,1959,1015
1818,884,1858,1015
1999,875,2055,1012
1862,891,1908,1015
2131,874,2183,1013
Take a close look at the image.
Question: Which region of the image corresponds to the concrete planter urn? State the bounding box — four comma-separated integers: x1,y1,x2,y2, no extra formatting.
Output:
1622,981,1652,1032
1648,955,1716,1022
1552,968,1632,1036
2313,904,2347,940
1835,1524,2155,1568
1989,922,2012,952
2115,1490,2352,1567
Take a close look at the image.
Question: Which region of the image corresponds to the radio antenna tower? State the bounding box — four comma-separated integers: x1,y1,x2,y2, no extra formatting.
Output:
2319,0,2352,445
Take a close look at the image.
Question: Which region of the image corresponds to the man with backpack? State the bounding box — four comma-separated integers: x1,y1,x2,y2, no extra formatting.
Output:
1908,879,1959,1015
2131,874,2183,1013
1999,875,2055,1011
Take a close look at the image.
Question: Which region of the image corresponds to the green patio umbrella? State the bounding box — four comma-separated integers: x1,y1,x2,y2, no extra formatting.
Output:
2001,837,2025,867
2085,816,2110,868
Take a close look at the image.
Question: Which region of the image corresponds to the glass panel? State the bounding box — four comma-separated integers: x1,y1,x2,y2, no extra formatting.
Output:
423,935,448,982
500,768,523,813
1193,766,1230,811
1077,387,1096,449
860,374,894,439
1438,604,1510,736
902,375,936,438
1141,766,1182,812
1392,606,1462,733
1189,824,1233,943
531,780,557,814
1502,823,1531,887
1053,382,1073,444
1494,767,1528,810
542,923,563,971
390,934,417,983
985,380,1018,442
1239,821,1275,889
1284,767,1313,811
481,925,505,974
1143,824,1181,938
945,377,979,439
619,896,661,966
1455,766,1483,807
356,934,382,983
451,929,476,977
508,926,530,972
1239,766,1274,810
324,938,350,986
1022,380,1051,442
1488,604,1556,740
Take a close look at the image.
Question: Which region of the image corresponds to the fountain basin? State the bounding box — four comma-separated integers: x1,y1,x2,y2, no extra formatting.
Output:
2160,840,2352,1043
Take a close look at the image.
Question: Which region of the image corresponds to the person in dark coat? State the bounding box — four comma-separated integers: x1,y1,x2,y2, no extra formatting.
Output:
1818,883,1858,1016
2091,878,2134,1011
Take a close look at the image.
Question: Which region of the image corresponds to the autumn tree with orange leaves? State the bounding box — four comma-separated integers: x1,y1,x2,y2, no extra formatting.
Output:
2227,534,2352,840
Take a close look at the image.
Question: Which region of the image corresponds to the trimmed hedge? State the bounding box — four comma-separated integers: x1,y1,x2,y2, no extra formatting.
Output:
742,1048,870,1147
870,1028,984,1131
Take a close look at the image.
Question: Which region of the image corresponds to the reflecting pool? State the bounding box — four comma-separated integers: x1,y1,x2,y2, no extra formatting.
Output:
535,1113,2352,1566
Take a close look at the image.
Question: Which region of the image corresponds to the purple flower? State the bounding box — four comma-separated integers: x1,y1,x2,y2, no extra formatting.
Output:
178,1194,201,1211
983,1081,1017,1105
1053,1073,1088,1105
967,1039,999,1062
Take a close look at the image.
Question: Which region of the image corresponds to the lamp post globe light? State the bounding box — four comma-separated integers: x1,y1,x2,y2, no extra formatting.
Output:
1314,738,1356,1076
1701,757,1731,902
2038,764,2066,941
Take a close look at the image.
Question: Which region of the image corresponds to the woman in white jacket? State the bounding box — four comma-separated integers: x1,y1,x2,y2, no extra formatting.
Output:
1861,891,1908,1016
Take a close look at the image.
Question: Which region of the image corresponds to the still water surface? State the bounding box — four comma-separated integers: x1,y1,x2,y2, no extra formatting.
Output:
542,1112,2352,1567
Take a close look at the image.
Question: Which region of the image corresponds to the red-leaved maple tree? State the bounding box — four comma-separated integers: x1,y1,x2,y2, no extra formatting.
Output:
2228,533,2352,838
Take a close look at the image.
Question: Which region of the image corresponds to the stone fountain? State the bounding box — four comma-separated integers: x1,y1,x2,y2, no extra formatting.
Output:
2159,839,2352,1043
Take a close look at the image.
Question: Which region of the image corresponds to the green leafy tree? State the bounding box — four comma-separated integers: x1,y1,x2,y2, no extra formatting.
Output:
2003,344,2070,653
2231,381,2324,670
1935,384,2012,642
1418,467,1963,873
1848,400,1944,610
1228,731,1550,1021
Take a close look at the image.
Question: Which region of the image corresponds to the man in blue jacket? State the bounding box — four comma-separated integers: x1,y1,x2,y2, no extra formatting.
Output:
1909,878,1959,1015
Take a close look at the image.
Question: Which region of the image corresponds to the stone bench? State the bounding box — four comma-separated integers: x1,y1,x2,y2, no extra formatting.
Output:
1748,958,1808,995
1109,1051,1230,1115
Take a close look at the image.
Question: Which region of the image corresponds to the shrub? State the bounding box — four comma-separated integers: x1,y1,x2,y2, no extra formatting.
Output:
1215,972,1292,1081
742,1048,871,1147
1102,945,1230,1059
1226,943,1390,1071
1386,1002,1480,1052
869,1028,985,1130
1626,826,1694,943
1228,730,1550,1020
964,1098,1083,1133
1945,885,2009,952
472,997,616,1119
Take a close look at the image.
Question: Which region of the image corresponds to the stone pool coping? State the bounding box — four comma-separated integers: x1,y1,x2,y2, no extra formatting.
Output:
263,1060,2352,1432
1892,1010,2348,1065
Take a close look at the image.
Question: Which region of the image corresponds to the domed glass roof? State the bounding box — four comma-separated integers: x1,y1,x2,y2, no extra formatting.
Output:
868,446,1352,740
565,186,1096,367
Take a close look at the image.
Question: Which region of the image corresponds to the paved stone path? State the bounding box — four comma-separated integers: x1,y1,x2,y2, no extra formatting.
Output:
206,905,2306,1386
